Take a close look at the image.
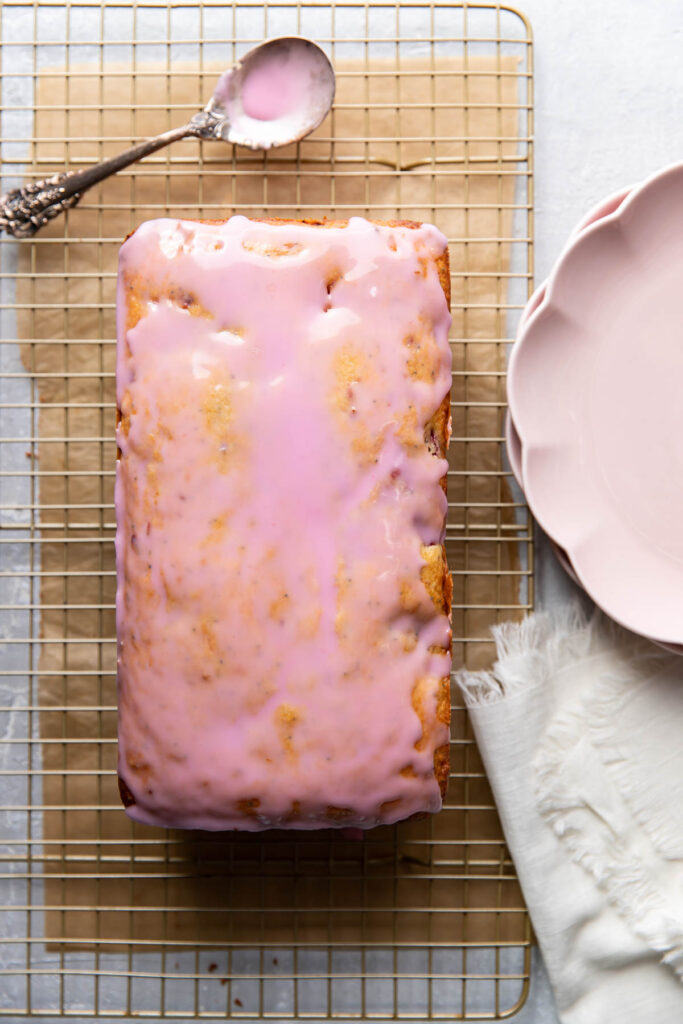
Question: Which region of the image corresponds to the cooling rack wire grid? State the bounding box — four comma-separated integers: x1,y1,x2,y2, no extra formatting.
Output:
0,1,533,1019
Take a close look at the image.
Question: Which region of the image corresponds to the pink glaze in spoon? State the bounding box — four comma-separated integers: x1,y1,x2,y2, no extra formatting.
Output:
211,36,335,150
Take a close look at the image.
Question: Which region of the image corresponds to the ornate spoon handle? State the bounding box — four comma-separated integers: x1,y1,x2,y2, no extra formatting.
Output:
0,123,195,239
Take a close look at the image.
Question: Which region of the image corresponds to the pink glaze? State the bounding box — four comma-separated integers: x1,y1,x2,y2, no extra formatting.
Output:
116,216,452,831
241,49,315,121
213,44,321,122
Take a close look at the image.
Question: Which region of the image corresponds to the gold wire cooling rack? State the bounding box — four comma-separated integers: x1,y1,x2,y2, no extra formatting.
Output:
0,1,534,1019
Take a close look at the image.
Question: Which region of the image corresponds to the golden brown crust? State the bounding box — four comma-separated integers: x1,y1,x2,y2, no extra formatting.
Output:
117,774,136,809
118,215,451,819
419,545,452,801
423,247,451,799
420,544,451,618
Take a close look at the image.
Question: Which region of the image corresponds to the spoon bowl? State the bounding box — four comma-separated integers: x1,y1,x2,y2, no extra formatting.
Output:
0,35,335,237
205,37,336,150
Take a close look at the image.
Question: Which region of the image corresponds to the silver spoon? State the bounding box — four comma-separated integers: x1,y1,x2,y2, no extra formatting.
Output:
0,36,335,239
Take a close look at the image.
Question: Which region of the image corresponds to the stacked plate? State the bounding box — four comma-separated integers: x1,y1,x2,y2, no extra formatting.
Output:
507,162,683,652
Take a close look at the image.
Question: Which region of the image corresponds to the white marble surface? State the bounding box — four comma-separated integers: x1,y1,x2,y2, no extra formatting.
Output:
502,2,683,1020
3,1,683,1021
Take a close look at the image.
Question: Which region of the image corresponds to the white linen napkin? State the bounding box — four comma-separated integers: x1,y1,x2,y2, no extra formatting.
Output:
455,604,683,1023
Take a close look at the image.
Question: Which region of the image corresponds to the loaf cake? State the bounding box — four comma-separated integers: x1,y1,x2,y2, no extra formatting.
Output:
115,215,452,831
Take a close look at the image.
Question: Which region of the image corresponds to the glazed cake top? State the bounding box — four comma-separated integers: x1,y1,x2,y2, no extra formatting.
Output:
116,216,452,830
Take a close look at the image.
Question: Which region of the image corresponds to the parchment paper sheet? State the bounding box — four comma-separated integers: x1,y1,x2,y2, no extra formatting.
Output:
17,55,527,951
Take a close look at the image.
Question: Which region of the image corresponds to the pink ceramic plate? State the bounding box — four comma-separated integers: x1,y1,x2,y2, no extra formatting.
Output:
507,190,633,575
508,163,683,646
505,409,581,586
507,375,683,656
504,407,524,490
507,186,633,489
514,187,634,363
506,188,633,584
